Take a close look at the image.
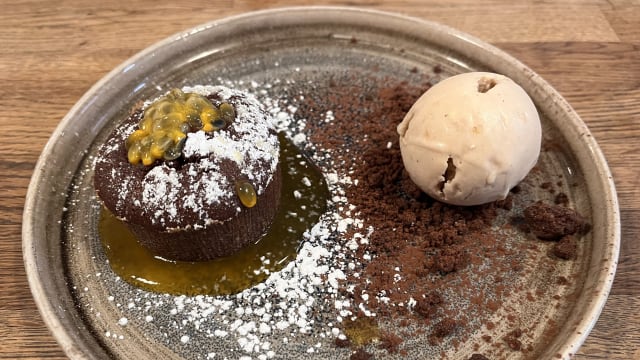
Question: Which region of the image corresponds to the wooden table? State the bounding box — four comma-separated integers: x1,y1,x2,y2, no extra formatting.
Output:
2,1,638,358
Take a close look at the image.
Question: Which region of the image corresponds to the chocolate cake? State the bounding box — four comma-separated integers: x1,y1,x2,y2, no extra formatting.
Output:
94,85,281,261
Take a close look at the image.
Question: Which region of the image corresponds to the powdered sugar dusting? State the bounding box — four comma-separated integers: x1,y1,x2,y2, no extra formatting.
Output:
181,86,279,191
142,165,181,225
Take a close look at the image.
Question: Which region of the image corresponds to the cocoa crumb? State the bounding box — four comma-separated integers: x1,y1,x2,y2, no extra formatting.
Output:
432,318,457,338
523,202,590,240
540,181,556,194
414,293,443,318
469,354,490,360
510,328,523,337
526,292,535,302
435,245,468,274
350,348,373,360
503,328,523,351
507,338,522,351
379,332,403,353
552,235,578,260
495,194,513,210
335,336,351,348
554,192,569,206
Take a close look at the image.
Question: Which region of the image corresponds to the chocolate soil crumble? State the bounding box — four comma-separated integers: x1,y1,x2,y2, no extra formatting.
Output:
291,72,591,358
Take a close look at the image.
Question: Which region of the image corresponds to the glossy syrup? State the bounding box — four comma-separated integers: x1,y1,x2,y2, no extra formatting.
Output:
99,134,329,296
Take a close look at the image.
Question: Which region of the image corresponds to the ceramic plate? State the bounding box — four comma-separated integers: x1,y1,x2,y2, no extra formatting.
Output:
23,7,619,360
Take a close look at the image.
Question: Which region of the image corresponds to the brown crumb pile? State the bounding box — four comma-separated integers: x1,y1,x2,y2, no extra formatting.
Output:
296,72,515,346
523,202,590,240
522,202,591,261
292,70,591,357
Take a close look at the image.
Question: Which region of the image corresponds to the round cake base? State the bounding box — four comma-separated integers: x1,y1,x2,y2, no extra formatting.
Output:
128,164,282,262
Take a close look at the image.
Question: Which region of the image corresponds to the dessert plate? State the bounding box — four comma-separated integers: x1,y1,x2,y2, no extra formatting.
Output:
23,7,619,360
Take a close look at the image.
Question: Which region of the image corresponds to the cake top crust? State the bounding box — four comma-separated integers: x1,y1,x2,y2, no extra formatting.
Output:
94,85,280,231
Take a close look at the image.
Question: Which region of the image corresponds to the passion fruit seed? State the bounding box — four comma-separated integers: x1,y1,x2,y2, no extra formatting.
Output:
235,180,257,208
125,88,236,165
212,118,227,130
163,137,186,161
220,102,236,123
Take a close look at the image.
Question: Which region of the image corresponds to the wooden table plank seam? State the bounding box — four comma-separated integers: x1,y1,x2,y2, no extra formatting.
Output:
2,1,639,359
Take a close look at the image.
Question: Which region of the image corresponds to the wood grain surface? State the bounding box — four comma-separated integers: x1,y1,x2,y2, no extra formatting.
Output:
1,0,638,359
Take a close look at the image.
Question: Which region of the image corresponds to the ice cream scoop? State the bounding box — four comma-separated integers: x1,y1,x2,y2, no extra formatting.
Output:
397,72,541,206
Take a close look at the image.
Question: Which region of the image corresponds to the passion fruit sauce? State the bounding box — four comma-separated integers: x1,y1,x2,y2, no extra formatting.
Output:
99,133,329,296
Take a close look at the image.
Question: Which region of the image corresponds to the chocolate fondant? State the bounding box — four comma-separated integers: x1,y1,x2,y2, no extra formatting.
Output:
94,85,281,261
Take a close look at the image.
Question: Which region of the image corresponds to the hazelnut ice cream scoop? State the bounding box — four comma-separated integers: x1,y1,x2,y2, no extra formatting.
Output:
397,72,541,206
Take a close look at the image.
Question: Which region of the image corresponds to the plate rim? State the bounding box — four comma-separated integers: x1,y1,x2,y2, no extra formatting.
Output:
22,6,620,359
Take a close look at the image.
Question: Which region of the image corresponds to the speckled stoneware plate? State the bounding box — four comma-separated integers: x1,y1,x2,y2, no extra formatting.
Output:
23,7,619,360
